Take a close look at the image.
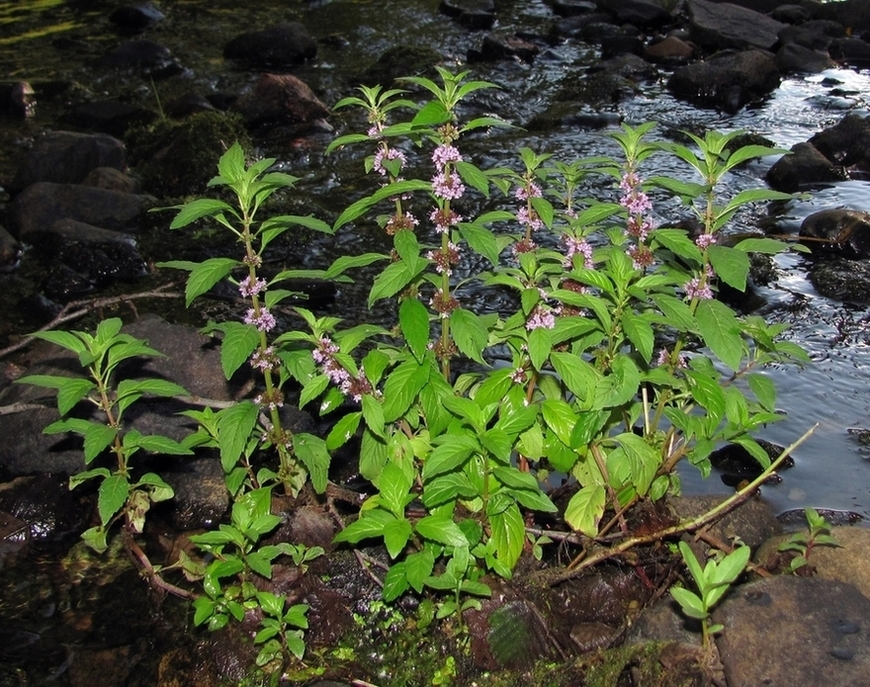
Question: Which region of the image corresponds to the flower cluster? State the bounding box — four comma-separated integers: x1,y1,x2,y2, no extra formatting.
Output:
373,146,407,176
515,182,542,201
655,348,688,369
427,241,461,276
563,235,593,269
431,144,465,201
312,337,374,403
684,277,713,301
695,232,717,249
430,207,462,234
385,211,419,235
238,275,267,298
619,171,653,215
430,289,459,318
250,346,279,372
526,304,559,331
244,307,277,332
254,388,284,411
517,206,543,232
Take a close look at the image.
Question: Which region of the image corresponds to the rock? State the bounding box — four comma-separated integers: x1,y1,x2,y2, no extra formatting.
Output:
667,49,780,113
778,20,845,51
82,167,138,193
552,0,597,17
232,73,331,132
358,45,442,87
0,405,85,475
439,0,495,30
0,475,89,547
64,99,158,138
108,4,165,32
0,81,36,118
772,4,812,24
163,93,216,119
668,494,782,550
549,13,613,39
161,458,229,530
600,34,643,59
809,113,870,171
0,224,21,271
687,0,786,51
625,597,703,646
473,33,540,62
8,182,152,240
94,39,182,78
776,43,836,73
645,35,697,64
807,256,870,304
223,23,317,68
596,0,673,27
12,131,126,190
814,0,870,35
830,35,870,67
713,577,870,687
800,208,870,258
765,141,846,192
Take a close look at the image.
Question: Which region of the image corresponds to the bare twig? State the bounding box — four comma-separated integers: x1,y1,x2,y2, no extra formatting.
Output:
0,284,182,360
548,423,818,586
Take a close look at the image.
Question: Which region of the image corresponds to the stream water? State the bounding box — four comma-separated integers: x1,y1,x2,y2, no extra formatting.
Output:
1,1,869,519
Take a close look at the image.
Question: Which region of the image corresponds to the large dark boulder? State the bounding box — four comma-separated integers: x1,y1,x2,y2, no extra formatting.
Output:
808,113,870,172
439,0,496,30
223,23,317,68
765,142,846,192
800,208,870,258
814,0,870,35
232,73,331,132
687,0,786,51
12,131,126,190
667,49,780,113
778,20,845,51
595,0,673,27
775,43,835,74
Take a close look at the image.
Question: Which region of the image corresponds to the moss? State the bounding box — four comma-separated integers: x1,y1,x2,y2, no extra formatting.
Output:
125,111,251,198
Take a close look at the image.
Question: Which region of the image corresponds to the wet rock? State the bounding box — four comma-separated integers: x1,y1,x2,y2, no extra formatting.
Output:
8,182,153,240
596,0,673,28
0,405,86,475
814,0,870,35
472,33,540,62
809,113,870,171
687,0,786,52
667,49,780,113
551,0,597,18
772,4,812,25
625,597,702,646
713,576,870,687
232,73,331,133
124,110,250,197
358,45,442,87
778,19,845,51
776,43,836,73
223,23,317,68
161,458,229,530
163,93,216,119
830,35,870,67
709,438,791,488
644,35,697,64
800,208,870,258
0,510,29,570
0,81,36,118
64,99,158,138
668,494,782,550
0,475,89,546
807,256,870,304
108,4,165,33
0,223,21,271
12,131,126,190
82,167,138,193
439,0,495,31
765,141,846,192
549,12,612,40
94,39,182,78
600,33,643,59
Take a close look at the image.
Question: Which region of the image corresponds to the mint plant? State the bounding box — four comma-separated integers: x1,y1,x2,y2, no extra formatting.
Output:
778,506,841,573
19,318,191,552
671,540,751,647
160,143,334,497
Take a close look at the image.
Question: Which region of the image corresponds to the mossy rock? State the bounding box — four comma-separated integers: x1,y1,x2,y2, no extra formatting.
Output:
125,111,251,198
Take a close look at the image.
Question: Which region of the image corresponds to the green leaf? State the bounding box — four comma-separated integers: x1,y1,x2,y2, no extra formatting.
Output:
459,222,501,266
488,498,525,569
747,373,776,411
81,526,108,553
378,462,413,519
651,294,696,332
695,299,744,371
361,394,386,439
299,373,330,409
670,587,707,620
326,411,362,451
550,352,599,406
294,433,330,493
69,467,111,489
333,508,395,545
216,322,260,379
621,312,654,363
598,355,640,408
383,359,430,422
527,327,552,371
422,435,479,480
451,308,489,366
400,297,430,362
369,260,417,307
405,549,435,593
708,245,749,291
733,237,791,254
383,518,413,559
564,484,605,537
128,433,192,456
412,100,450,126
168,198,235,229
652,228,703,264
542,399,579,448
98,474,129,526
685,369,726,423
455,161,490,196
382,562,410,602
421,472,478,508
185,258,238,306
415,515,469,548
217,401,259,472
30,376,95,416
324,252,390,279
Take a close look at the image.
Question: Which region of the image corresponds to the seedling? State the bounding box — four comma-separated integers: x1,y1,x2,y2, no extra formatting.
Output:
778,507,841,573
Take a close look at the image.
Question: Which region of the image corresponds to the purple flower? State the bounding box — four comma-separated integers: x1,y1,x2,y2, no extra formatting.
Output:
563,236,593,269
696,233,717,249
385,211,419,235
238,275,267,298
626,216,654,241
619,171,641,193
655,348,688,369
373,147,407,176
432,144,463,170
517,206,543,232
250,346,278,372
684,277,713,301
244,307,276,332
515,183,542,201
430,207,462,234
620,189,652,216
432,171,465,200
526,305,557,331
509,367,527,384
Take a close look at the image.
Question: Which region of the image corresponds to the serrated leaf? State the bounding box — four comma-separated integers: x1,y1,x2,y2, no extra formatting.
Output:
415,515,469,548
216,322,260,379
709,245,749,291
422,435,478,480
333,508,394,545
369,260,415,307
651,294,696,332
733,237,790,254
405,549,435,593
652,228,703,264
169,198,235,229
421,472,478,508
185,258,239,306
217,401,259,472
324,252,389,279
550,352,600,406
326,411,362,451
399,297,430,362
383,359,430,422
695,299,744,371
564,484,605,537
459,222,501,266
455,161,490,196
527,327,552,371
294,433,330,493
383,518,413,559
542,399,579,448
621,311,654,363
451,308,488,365
98,474,129,526
382,562,410,602
488,500,524,569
